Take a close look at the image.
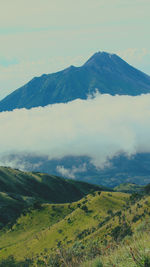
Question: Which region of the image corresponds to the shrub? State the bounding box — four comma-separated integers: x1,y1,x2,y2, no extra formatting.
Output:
107,209,113,216
67,218,71,224
132,214,141,223
91,258,103,267
115,210,122,217
77,228,91,239
111,223,132,241
81,205,89,213
130,193,142,203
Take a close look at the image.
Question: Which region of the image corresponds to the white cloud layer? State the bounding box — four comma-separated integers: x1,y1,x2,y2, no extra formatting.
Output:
56,164,87,179
1,93,150,168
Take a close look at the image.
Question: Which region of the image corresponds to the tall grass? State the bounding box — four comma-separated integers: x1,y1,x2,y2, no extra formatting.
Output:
81,229,150,267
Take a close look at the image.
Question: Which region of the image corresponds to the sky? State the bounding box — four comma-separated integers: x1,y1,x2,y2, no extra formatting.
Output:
1,93,150,172
0,0,150,99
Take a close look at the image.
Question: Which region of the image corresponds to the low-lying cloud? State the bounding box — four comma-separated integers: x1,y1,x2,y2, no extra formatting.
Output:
1,93,150,169
56,164,87,179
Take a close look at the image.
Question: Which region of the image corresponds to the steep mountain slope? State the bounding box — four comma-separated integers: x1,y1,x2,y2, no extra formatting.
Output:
0,52,150,111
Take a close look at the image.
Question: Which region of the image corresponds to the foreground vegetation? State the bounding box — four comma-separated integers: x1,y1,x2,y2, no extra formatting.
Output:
82,228,150,267
0,167,149,266
0,192,149,266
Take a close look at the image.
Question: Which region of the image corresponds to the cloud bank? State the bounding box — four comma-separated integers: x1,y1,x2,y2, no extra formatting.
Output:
0,93,150,169
56,164,87,179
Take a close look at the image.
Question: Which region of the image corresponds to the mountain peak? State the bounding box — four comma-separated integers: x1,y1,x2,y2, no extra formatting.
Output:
0,51,150,111
91,51,115,57
84,51,118,66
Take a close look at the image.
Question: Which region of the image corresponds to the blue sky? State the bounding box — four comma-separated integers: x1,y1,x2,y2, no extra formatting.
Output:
0,0,150,99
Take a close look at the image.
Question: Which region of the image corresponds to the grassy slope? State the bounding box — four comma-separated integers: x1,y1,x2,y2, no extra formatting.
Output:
82,230,150,267
0,192,130,261
82,195,150,267
0,166,149,266
0,166,106,226
0,191,149,265
0,192,149,265
0,166,104,203
114,183,144,193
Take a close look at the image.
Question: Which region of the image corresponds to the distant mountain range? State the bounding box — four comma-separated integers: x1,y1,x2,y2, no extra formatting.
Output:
0,51,150,111
4,153,150,187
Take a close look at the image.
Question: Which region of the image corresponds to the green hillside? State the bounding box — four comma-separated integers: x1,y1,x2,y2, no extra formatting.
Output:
0,166,105,226
114,183,144,193
0,191,128,262
0,167,149,266
0,189,149,266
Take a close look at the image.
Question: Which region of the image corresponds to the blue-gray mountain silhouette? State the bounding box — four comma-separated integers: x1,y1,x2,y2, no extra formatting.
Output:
0,51,150,111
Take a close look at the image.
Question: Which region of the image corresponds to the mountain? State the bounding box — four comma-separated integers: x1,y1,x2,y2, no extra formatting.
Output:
0,51,150,111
